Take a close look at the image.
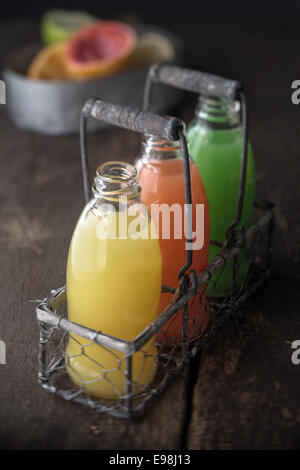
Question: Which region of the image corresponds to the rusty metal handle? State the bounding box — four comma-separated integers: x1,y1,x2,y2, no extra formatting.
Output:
82,98,183,141
80,98,184,204
143,64,242,110
79,97,193,279
144,64,249,250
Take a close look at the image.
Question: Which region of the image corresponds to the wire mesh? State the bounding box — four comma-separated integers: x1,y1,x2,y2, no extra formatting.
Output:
36,202,274,418
35,90,272,418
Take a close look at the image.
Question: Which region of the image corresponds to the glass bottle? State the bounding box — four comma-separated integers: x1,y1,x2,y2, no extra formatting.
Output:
186,96,256,296
65,162,162,399
135,135,210,344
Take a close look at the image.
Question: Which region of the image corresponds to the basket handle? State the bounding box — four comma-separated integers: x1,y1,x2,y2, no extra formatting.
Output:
143,64,242,110
143,64,248,244
79,98,193,279
80,98,184,203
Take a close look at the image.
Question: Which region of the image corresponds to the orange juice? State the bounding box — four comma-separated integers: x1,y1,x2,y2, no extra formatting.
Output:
66,162,162,399
136,139,210,343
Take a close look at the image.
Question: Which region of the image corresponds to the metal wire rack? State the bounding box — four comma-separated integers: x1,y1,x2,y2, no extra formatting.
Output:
35,67,275,419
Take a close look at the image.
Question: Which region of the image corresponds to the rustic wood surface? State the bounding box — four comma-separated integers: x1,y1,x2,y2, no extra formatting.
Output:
0,19,299,450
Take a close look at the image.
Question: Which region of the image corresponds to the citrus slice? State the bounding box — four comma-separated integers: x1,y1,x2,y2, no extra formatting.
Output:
130,33,175,67
27,43,74,81
65,21,137,80
41,9,98,45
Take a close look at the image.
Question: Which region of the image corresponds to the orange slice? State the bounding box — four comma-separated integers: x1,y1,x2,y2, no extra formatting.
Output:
27,42,74,81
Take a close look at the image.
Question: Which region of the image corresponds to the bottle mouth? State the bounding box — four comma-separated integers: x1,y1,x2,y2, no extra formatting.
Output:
196,96,241,127
141,134,181,162
93,161,141,200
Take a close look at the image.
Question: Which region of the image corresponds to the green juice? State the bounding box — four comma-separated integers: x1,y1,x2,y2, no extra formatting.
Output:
186,98,256,296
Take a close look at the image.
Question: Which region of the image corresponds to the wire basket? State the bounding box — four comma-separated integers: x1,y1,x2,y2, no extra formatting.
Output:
35,69,275,419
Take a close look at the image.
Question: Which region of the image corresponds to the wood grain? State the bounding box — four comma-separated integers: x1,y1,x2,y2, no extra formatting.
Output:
0,109,188,449
0,18,299,450
184,22,300,450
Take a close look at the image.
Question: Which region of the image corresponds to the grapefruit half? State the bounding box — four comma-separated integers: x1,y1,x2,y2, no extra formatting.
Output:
65,21,137,80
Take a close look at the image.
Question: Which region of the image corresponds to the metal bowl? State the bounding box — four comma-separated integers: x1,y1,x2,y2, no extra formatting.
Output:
2,25,183,136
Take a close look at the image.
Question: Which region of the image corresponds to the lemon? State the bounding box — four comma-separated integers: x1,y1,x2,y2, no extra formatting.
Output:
41,9,98,45
131,33,175,67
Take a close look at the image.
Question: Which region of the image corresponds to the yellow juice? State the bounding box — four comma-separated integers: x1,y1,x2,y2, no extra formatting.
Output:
66,205,162,399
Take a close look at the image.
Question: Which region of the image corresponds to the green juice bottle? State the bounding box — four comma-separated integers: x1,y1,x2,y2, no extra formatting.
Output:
186,96,256,296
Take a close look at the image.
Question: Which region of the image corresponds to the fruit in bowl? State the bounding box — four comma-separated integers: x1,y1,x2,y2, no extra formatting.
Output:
3,11,182,135
27,13,175,82
28,21,137,81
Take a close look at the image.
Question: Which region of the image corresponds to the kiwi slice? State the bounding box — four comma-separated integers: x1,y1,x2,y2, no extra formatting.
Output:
41,9,98,45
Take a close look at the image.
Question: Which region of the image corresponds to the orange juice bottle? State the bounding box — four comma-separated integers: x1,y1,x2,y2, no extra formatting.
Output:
135,136,210,344
66,162,162,399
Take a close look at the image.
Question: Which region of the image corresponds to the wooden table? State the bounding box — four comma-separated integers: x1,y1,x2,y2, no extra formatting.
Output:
0,19,300,450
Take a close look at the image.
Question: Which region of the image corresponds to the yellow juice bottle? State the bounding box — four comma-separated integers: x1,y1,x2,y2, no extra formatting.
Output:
65,162,162,399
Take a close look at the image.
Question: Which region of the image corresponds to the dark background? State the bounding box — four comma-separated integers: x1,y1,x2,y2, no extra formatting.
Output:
1,0,300,452
2,0,300,21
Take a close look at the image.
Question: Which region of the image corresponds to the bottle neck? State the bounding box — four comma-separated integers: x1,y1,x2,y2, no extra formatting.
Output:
93,161,141,203
195,96,241,129
140,134,181,162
